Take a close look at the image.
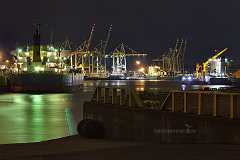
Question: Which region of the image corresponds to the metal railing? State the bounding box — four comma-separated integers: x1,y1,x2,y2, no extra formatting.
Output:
92,86,240,119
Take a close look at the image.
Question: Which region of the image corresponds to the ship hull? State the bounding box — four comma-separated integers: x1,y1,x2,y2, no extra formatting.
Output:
8,72,70,93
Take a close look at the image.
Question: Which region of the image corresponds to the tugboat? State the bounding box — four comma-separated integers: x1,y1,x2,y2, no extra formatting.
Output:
181,75,232,85
208,77,232,85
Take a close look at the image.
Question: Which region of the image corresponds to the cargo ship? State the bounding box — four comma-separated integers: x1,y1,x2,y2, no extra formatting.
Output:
6,24,70,93
8,72,69,93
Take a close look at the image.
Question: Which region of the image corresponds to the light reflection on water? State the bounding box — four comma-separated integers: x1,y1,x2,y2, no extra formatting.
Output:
82,80,231,91
0,80,231,144
0,94,72,144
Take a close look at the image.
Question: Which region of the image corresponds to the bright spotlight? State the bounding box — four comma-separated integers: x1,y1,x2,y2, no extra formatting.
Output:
182,76,186,81
138,67,145,72
136,61,141,65
17,48,23,53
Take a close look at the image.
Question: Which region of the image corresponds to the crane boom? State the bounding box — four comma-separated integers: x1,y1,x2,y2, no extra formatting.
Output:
86,24,95,51
203,48,228,66
103,25,112,55
203,48,228,74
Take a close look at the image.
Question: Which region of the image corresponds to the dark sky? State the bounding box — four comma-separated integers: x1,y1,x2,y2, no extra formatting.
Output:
0,0,239,67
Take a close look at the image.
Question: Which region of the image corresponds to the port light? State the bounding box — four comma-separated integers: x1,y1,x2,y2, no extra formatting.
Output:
17,48,23,53
181,84,186,91
187,76,192,81
50,46,54,51
25,52,30,56
182,76,193,81
138,67,145,72
205,76,211,82
34,66,44,72
0,65,6,69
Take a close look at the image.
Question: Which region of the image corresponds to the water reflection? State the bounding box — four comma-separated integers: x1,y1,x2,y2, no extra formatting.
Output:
73,79,232,92
0,94,71,144
191,85,232,90
136,87,145,92
181,84,187,91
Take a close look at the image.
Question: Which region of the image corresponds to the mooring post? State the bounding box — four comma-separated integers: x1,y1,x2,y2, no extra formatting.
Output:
230,94,234,119
213,93,217,117
171,92,175,112
184,92,187,113
198,92,202,115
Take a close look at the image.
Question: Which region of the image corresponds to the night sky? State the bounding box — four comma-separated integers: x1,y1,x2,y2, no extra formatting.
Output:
0,0,239,68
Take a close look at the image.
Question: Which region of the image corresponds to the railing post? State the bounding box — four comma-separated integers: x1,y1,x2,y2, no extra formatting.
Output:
184,92,187,113
120,88,125,106
230,94,234,119
103,88,106,103
112,88,117,104
198,93,202,115
213,93,217,117
104,88,110,104
111,88,114,104
171,92,175,112
128,88,132,107
96,87,100,103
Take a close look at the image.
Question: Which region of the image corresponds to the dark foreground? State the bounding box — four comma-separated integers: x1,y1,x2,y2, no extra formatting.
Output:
0,135,240,160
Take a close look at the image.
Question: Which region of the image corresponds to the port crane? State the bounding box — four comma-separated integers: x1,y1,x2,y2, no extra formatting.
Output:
112,43,147,75
103,25,112,73
93,25,112,75
73,24,96,74
153,39,187,76
196,48,228,80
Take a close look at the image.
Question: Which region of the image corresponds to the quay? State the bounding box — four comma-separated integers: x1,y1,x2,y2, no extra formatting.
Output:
2,136,240,160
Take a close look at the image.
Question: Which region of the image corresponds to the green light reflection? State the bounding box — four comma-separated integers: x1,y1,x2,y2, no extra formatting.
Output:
0,94,71,144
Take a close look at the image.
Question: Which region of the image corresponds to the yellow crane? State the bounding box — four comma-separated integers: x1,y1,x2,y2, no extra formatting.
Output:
196,48,228,79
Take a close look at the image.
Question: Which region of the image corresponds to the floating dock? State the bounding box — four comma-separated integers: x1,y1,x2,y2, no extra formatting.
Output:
83,86,240,143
